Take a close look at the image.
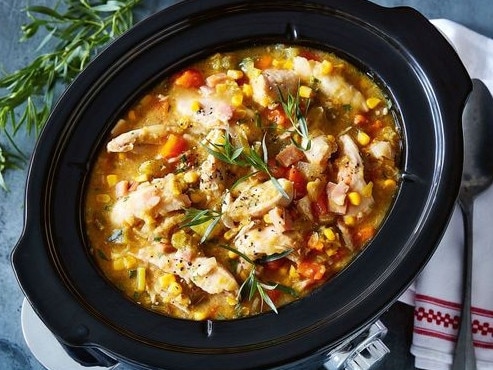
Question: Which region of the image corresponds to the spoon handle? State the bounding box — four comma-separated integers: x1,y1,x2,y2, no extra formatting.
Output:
452,195,477,370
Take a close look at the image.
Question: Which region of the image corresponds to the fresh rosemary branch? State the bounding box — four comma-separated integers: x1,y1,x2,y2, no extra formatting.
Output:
0,0,142,188
203,132,289,198
278,87,312,151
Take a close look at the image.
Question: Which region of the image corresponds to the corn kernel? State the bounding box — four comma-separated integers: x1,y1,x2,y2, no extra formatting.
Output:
106,174,118,187
190,100,201,112
168,282,182,296
215,83,228,94
112,258,125,271
343,215,356,226
227,250,239,259
134,174,148,183
383,179,397,189
118,153,126,161
366,97,381,109
361,182,374,198
140,94,153,106
263,213,272,224
183,170,200,183
272,59,284,68
193,311,208,321
299,85,312,99
96,194,111,203
242,84,253,98
158,273,176,289
283,60,294,69
226,295,238,306
231,93,243,107
320,60,333,75
136,267,146,292
357,131,371,146
227,69,243,79
348,191,362,206
326,247,337,257
322,227,336,241
123,255,137,269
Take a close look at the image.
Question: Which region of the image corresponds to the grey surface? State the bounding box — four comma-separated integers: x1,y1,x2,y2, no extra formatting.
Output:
0,1,491,369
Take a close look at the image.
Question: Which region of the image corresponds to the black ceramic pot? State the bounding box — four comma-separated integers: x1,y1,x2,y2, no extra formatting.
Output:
12,1,471,369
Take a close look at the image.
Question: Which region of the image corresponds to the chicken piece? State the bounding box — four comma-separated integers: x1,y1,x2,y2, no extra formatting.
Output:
304,135,338,167
226,179,294,222
137,245,239,295
107,124,178,152
251,69,299,107
326,181,349,214
267,206,293,233
336,134,374,216
292,56,367,111
110,174,191,227
275,145,306,167
233,222,301,259
367,140,394,160
174,90,233,129
199,154,227,204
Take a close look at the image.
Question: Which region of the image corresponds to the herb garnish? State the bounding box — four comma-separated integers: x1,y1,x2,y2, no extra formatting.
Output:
219,244,295,314
203,132,289,198
278,87,312,151
180,207,222,243
0,0,142,189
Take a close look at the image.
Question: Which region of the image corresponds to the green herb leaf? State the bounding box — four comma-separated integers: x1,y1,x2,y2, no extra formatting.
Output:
0,0,142,189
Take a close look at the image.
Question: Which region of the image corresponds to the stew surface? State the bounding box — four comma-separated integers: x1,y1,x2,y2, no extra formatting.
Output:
85,44,401,320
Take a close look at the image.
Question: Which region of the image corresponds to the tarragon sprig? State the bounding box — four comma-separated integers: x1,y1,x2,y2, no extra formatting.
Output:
278,86,312,151
202,132,289,198
180,207,223,243
0,0,142,189
219,244,295,314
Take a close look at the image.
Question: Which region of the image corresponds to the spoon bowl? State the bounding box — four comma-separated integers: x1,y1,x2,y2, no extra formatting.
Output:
452,78,493,370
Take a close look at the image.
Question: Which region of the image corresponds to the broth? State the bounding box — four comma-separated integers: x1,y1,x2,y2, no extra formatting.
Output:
84,44,400,320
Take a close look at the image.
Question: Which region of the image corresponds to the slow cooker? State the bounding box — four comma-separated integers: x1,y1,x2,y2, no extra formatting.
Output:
12,0,471,369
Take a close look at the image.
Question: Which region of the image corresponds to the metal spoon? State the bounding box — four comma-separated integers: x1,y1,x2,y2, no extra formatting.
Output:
452,79,493,370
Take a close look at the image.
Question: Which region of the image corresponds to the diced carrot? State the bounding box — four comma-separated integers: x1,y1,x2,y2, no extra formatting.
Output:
256,54,273,69
288,166,307,199
353,225,376,247
298,260,326,280
174,68,205,88
160,134,188,159
298,50,321,62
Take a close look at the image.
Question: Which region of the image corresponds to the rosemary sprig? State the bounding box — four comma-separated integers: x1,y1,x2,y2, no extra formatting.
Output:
278,86,312,151
203,132,289,198
0,0,142,188
180,207,222,243
219,244,295,314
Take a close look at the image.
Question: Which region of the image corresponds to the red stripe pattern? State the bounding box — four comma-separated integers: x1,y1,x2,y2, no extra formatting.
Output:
414,294,493,349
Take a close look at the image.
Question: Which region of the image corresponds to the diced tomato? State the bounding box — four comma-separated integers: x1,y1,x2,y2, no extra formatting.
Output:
174,68,205,88
288,166,307,199
266,107,290,128
268,158,289,179
160,134,188,159
298,50,321,62
298,260,326,281
266,289,282,304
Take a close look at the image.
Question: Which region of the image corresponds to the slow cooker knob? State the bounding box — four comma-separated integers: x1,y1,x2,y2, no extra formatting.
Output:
323,320,389,370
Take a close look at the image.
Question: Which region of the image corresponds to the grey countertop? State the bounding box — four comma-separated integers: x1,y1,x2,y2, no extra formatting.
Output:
1,1,492,369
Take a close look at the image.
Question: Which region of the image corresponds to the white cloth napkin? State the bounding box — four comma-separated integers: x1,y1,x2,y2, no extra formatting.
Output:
397,19,493,370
